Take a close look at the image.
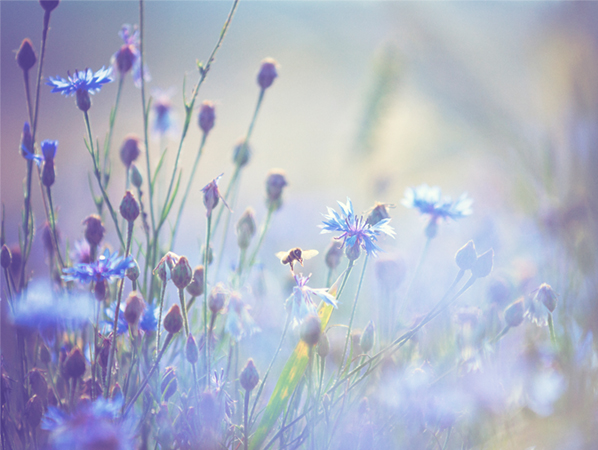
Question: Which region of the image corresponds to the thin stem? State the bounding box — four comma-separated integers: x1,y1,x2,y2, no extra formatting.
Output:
103,75,125,175
23,71,34,129
246,204,275,272
46,186,65,269
396,236,431,328
178,288,190,337
203,215,212,388
244,390,250,450
548,314,557,346
156,280,167,355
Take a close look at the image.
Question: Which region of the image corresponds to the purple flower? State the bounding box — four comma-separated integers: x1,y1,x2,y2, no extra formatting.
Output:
21,139,57,168
152,88,176,136
288,274,337,324
112,24,150,87
47,66,113,96
103,303,128,336
402,184,472,221
321,198,395,258
63,249,134,284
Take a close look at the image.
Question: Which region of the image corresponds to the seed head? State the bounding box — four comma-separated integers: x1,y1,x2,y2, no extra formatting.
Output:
266,169,288,210
186,265,204,297
198,100,216,135
257,58,278,90
240,359,259,391
16,38,37,72
471,249,494,278
186,334,199,364
64,347,86,379
130,163,143,188
120,190,140,222
171,256,193,290
83,214,105,247
163,304,183,334
119,135,142,168
300,315,321,347
236,207,257,250
504,298,524,328
455,240,477,271
124,291,146,326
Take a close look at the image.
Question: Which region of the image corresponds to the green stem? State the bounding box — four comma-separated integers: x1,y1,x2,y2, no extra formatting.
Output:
156,280,167,355
244,390,250,450
246,205,275,272
103,75,125,175
203,215,212,388
178,288,190,337
46,186,65,270
548,314,557,346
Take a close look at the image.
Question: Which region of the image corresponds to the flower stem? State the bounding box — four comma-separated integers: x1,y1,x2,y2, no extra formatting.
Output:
46,186,65,270
244,389,251,450
548,314,557,346
156,280,167,355
102,75,125,176
203,214,212,388
178,288,190,337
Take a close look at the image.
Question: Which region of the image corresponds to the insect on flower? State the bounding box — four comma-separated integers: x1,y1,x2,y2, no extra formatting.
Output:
275,247,318,273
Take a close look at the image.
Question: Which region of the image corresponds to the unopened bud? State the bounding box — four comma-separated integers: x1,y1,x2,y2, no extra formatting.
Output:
24,395,43,428
202,245,214,266
126,259,140,282
236,207,256,250
83,214,105,247
1,245,12,269
325,239,343,270
233,140,251,168
186,265,204,297
186,334,199,364
28,369,48,400
115,45,135,74
76,88,91,112
130,163,143,188
171,256,193,290
154,252,179,282
345,242,361,262
198,101,216,135
208,283,227,314
39,0,60,12
64,347,86,379
21,122,33,159
94,279,108,301
161,367,178,401
257,58,278,90
455,240,477,271
360,321,375,353
535,283,558,313
42,160,55,187
471,249,494,278
111,382,123,403
240,359,259,391
366,202,391,226
163,304,183,334
504,298,524,328
120,190,140,222
317,332,330,358
124,291,146,326
300,315,321,347
17,38,37,72
266,169,288,210
120,135,142,168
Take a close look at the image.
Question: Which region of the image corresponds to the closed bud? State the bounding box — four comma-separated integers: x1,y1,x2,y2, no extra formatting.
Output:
154,252,179,282
111,382,123,403
42,160,55,186
120,135,142,168
351,331,363,355
17,38,37,72
208,283,227,314
120,190,140,222
266,169,288,210
202,245,214,266
317,332,330,358
76,87,91,112
198,101,216,135
161,367,178,401
236,207,256,250
25,395,43,428
126,259,140,282
535,283,558,313
186,334,199,364
83,214,105,247
455,240,477,271
257,58,278,90
94,279,108,301
163,304,183,334
171,256,193,289
360,321,375,353
325,239,343,270
300,315,321,347
345,242,361,262
28,369,48,400
115,45,135,74
39,0,60,12
98,338,111,368
130,163,143,188
124,292,146,326
1,245,12,269
504,298,524,328
366,202,391,226
240,359,259,391
64,347,86,379
233,140,251,168
471,249,494,278
186,265,204,297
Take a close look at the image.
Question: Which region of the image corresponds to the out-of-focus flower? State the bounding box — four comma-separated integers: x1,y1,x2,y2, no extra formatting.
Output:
201,174,229,217
525,284,558,326
104,302,128,336
63,249,134,284
82,215,105,248
321,198,395,259
119,134,142,168
20,122,33,159
300,315,321,346
240,359,260,391
266,169,288,210
70,239,91,264
288,274,337,324
402,184,472,220
139,302,159,332
112,24,149,87
152,88,176,136
42,398,134,450
257,58,278,90
198,100,216,135
225,293,260,341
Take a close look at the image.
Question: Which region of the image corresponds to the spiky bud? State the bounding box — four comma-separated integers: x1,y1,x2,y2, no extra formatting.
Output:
130,163,143,188
240,359,259,391
76,88,91,112
186,265,204,297
208,283,227,314
257,58,278,90
120,135,142,168
171,256,193,290
124,291,146,326
17,38,37,72
366,202,391,226
535,283,558,313
64,347,86,379
186,334,199,364
325,239,343,270
198,101,216,135
504,298,524,328
39,0,59,12
317,332,330,358
83,214,105,247
233,140,251,168
1,245,12,269
163,305,183,334
455,240,477,271
236,207,257,250
126,259,140,282
300,315,321,347
28,369,48,400
25,395,43,428
161,367,178,401
266,169,288,210
360,321,375,353
471,249,494,278
120,190,140,222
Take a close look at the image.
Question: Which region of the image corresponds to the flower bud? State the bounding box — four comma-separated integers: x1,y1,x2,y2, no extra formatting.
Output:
471,249,494,278
455,240,477,271
17,38,37,72
240,359,259,391
257,58,278,90
171,256,193,290
115,45,135,74
76,87,91,112
64,347,86,379
351,331,362,355
360,321,375,353
126,259,140,282
120,190,140,222
111,382,123,403
535,283,558,313
266,169,288,209
9,245,21,281
208,283,227,314
120,135,142,168
42,160,55,187
94,279,108,301
98,338,111,368
202,245,214,266
163,304,183,334
154,252,179,282
325,239,343,270
28,369,48,400
366,202,391,226
130,163,143,188
317,332,330,358
24,395,43,428
345,242,361,262
186,265,204,297
124,291,146,326
83,214,105,247
236,207,256,250
41,139,57,161
198,101,216,135
161,367,178,401
186,334,199,364
300,315,321,347
504,298,524,328
39,0,59,12
1,245,12,269
233,140,251,168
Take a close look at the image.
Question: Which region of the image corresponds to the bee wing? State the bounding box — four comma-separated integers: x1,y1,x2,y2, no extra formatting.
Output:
275,251,288,262
301,249,319,261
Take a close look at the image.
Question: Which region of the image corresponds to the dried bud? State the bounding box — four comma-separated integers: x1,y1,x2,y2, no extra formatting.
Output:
24,395,43,428
76,87,91,112
1,245,12,269
120,135,142,168
366,202,391,226
198,101,216,135
186,265,204,297
154,252,179,282
42,160,55,187
130,163,143,188
300,315,321,347
317,332,330,358
186,334,199,364
39,343,51,364
94,279,108,301
233,140,251,168
208,283,227,314
115,45,135,74
266,169,288,209
236,207,257,250
120,190,140,222
39,0,60,12
504,298,524,328
163,304,183,334
64,347,86,379
17,38,37,72
28,369,48,400
83,214,105,247
471,249,494,278
257,58,278,90
171,256,193,290
455,240,477,271
535,283,558,313
124,291,146,326
240,359,259,391
360,321,375,353
161,367,178,401
126,259,140,282
325,239,343,270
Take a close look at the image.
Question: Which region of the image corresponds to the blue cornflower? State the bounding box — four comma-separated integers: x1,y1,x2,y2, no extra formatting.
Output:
321,198,395,260
288,274,337,324
63,249,134,284
21,139,57,169
139,302,159,332
103,303,128,336
47,67,113,96
225,292,260,341
42,397,134,450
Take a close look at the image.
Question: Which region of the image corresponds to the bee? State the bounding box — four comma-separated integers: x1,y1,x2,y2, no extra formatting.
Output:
276,247,319,272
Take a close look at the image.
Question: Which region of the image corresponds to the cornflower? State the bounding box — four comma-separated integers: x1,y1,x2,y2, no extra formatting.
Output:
47,66,113,95
112,24,149,86
321,198,395,260
63,249,134,284
288,273,337,324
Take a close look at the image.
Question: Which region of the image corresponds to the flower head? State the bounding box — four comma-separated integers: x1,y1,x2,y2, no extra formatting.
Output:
104,303,128,336
402,184,472,221
152,88,176,136
225,293,260,341
288,274,337,324
321,198,395,259
524,284,558,326
139,302,159,332
202,173,230,217
63,249,134,284
112,24,150,87
47,66,113,96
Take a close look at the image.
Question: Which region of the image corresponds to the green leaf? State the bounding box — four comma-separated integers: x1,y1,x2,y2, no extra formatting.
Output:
151,146,169,191
160,171,182,225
